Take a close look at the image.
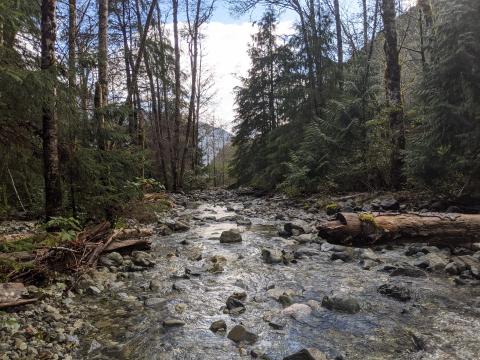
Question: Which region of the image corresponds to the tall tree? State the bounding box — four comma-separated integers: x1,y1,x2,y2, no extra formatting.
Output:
68,0,76,88
172,0,181,190
179,0,215,185
381,0,405,189
41,0,62,218
333,0,343,83
97,0,108,149
362,0,368,48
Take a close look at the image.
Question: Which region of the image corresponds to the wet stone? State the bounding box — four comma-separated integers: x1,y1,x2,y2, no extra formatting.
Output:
220,230,242,243
209,320,227,333
227,325,258,344
163,319,185,327
377,283,411,302
390,266,427,278
261,248,284,264
283,348,328,360
321,295,360,314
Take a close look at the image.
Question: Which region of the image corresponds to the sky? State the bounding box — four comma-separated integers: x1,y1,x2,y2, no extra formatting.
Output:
189,0,416,131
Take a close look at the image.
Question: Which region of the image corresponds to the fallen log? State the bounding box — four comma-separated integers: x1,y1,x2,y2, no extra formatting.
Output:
104,238,151,252
318,212,480,246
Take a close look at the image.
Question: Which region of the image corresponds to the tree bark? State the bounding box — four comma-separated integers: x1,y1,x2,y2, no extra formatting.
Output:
41,0,62,219
381,0,405,189
68,0,76,88
333,0,343,84
97,0,108,149
179,0,203,186
318,212,480,246
362,0,368,48
172,0,181,190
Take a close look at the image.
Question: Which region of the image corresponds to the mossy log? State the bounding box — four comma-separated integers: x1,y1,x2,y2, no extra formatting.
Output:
317,212,480,246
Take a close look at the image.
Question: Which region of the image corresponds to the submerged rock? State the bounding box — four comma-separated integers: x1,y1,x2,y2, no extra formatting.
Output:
389,266,426,278
210,320,227,333
261,248,283,264
163,318,185,327
283,348,328,360
227,325,258,344
220,230,242,243
321,295,360,314
377,283,411,302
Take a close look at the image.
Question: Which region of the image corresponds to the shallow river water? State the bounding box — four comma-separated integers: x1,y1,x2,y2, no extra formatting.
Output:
76,195,480,360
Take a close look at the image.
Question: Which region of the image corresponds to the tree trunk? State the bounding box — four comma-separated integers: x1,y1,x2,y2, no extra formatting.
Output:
362,0,368,48
381,0,405,189
41,0,62,218
179,0,202,187
172,0,181,190
97,0,108,149
318,212,480,246
333,0,343,85
68,0,76,88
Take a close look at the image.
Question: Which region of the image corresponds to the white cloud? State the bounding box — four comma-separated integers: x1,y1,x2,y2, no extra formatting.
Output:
171,21,294,131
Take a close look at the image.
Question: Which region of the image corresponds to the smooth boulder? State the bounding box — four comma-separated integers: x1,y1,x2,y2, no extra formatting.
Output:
220,230,242,243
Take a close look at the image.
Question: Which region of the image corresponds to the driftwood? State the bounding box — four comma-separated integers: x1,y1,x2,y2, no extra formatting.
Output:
318,212,480,246
104,238,151,252
86,228,153,266
0,282,37,309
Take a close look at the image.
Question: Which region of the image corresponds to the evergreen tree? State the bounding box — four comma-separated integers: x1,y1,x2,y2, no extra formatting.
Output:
406,0,480,195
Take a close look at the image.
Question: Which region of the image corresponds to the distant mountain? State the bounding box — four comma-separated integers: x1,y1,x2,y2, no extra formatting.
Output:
198,122,232,165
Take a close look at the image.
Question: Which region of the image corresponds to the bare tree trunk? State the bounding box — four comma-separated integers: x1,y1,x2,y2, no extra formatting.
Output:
362,0,368,49
156,4,177,190
41,0,62,218
180,1,200,186
333,0,343,85
193,45,203,173
172,0,181,190
97,0,108,149
68,0,76,88
381,0,405,189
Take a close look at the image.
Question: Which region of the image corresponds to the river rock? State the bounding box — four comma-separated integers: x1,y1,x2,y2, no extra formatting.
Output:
149,279,162,291
284,221,308,236
282,303,312,320
377,283,411,302
106,252,124,266
210,320,227,333
445,261,460,275
236,217,252,226
220,230,242,243
389,266,426,278
321,295,360,314
227,325,258,344
422,253,448,271
226,296,245,313
294,246,320,258
283,348,328,360
86,286,102,296
145,297,167,307
261,248,283,264
163,319,185,327
330,252,351,262
131,251,155,267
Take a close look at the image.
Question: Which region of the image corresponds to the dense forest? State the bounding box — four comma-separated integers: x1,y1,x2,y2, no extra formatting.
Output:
231,0,480,196
1,0,479,221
